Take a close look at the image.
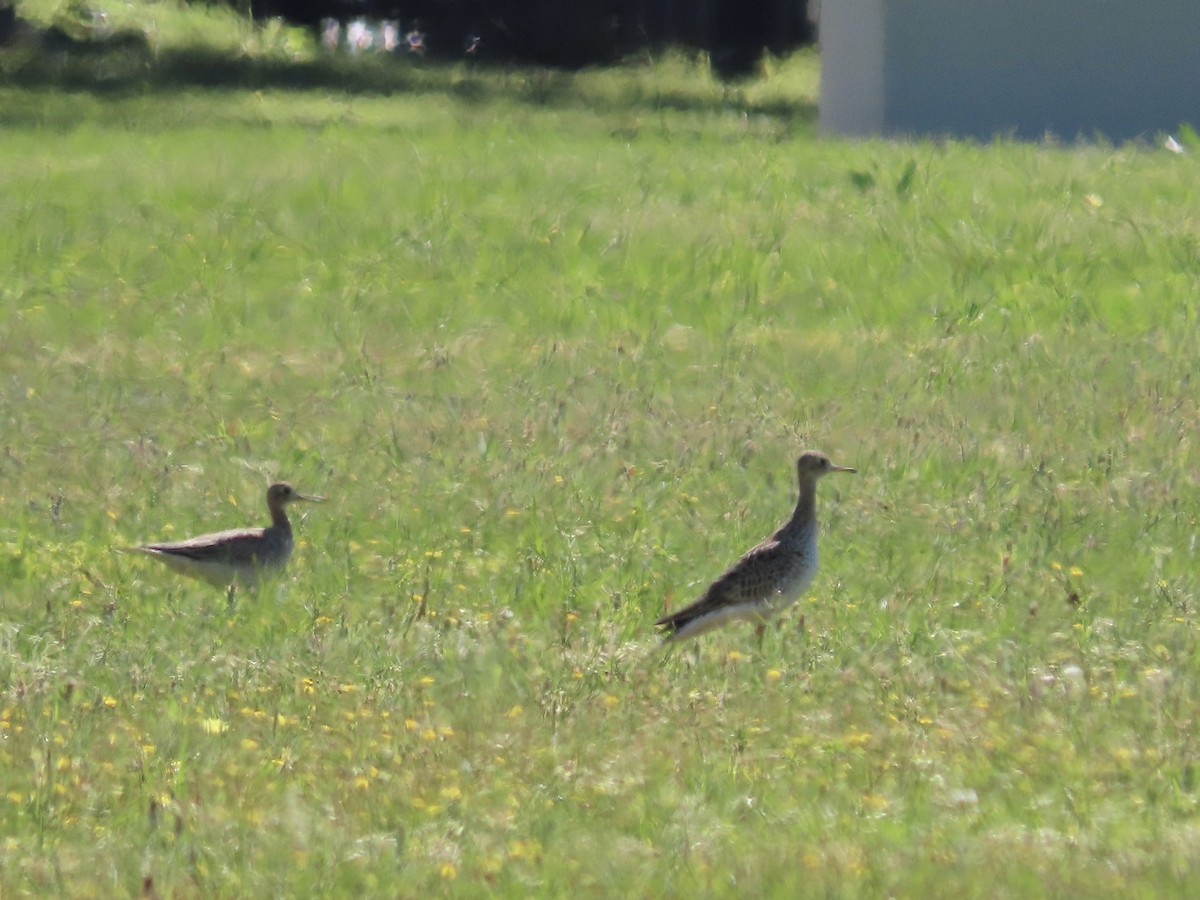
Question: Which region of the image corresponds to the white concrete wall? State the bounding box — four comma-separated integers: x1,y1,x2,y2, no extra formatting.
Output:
820,0,1200,140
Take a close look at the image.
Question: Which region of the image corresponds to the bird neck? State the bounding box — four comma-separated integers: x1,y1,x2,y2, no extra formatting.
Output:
269,504,292,531
786,479,818,534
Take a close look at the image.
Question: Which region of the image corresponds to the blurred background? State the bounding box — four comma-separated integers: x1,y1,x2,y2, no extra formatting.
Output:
2,0,818,79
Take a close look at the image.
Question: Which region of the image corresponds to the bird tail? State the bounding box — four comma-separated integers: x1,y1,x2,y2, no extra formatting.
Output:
653,607,695,642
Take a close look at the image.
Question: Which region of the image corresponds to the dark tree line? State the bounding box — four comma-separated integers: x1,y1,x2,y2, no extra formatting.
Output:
240,0,815,77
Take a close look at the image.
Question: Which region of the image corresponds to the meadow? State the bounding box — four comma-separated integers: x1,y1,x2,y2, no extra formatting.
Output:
3,1,1200,895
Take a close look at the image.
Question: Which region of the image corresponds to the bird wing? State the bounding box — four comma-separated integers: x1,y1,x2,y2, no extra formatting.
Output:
137,527,269,563
655,536,790,629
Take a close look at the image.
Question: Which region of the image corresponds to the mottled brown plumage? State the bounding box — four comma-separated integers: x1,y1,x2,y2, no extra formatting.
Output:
656,451,854,641
127,483,323,589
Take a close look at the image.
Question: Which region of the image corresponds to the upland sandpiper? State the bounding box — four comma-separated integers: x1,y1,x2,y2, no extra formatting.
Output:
126,482,323,594
655,451,854,642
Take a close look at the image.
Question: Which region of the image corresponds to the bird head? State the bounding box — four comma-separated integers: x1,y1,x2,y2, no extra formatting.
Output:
797,451,856,480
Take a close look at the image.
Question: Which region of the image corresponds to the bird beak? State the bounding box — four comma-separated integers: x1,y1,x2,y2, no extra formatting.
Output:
297,492,326,503
831,464,856,474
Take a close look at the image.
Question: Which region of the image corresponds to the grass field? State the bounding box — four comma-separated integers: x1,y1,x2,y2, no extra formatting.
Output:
3,1,1200,895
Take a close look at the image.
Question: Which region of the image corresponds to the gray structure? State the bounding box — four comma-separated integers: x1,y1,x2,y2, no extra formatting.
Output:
819,0,1200,141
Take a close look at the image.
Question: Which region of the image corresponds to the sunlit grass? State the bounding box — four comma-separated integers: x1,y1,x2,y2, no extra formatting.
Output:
2,0,1200,895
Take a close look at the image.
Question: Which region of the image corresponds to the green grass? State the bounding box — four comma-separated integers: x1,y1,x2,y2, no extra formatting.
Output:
3,1,1200,895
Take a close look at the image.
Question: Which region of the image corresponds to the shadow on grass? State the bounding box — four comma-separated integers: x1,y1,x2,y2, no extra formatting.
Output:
0,35,817,130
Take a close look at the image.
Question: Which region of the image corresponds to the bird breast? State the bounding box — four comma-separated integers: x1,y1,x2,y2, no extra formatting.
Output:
773,531,818,606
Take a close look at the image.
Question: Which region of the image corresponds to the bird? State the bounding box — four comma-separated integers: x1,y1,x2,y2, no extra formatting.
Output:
125,483,323,595
655,451,855,642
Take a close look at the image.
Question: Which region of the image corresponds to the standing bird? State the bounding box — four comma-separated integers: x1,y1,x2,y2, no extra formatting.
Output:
126,483,323,596
656,451,855,642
